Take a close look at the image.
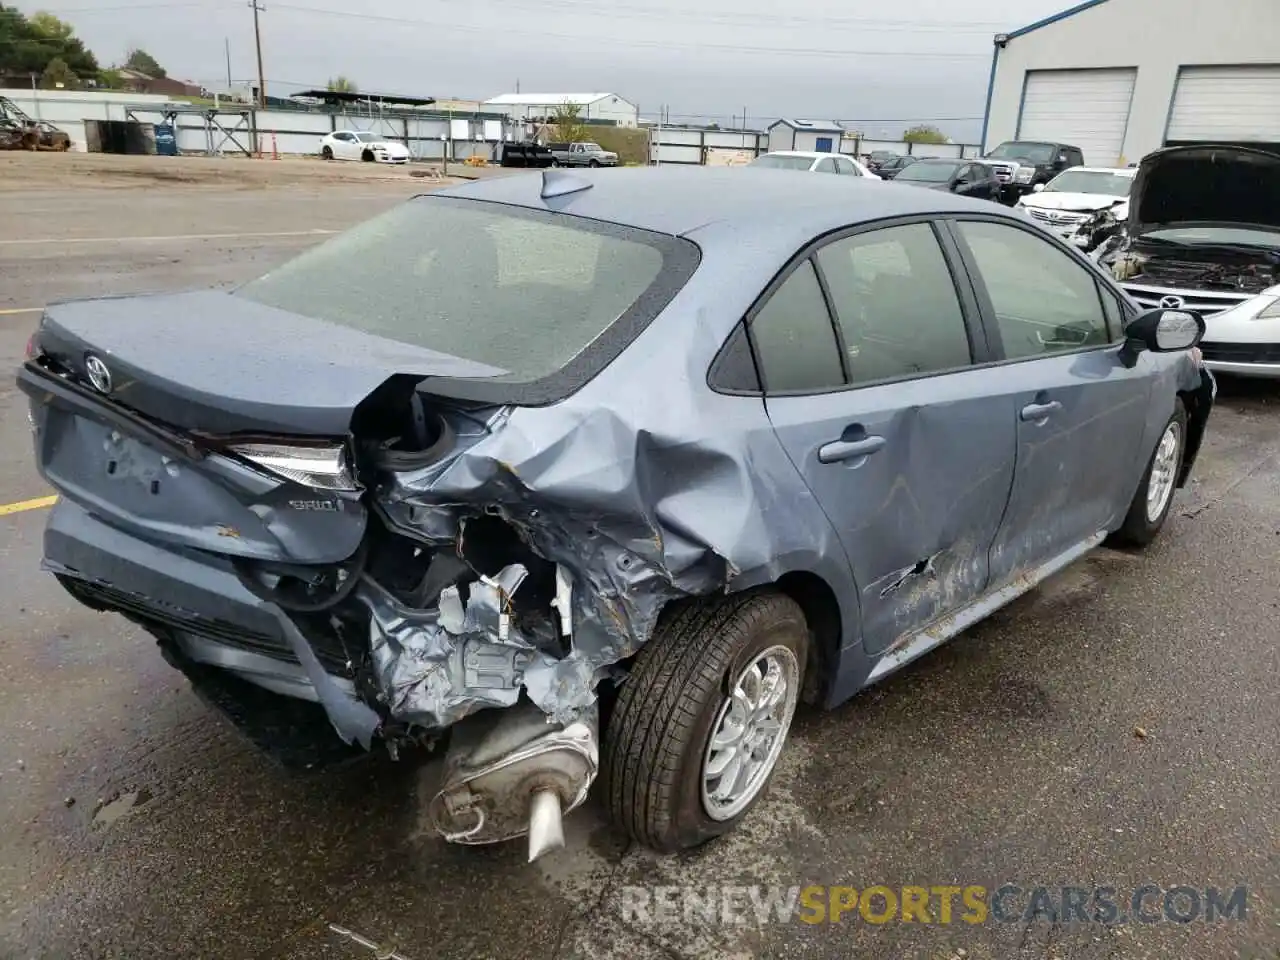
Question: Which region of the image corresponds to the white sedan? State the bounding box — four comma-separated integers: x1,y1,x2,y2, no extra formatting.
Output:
748,150,881,179
1015,166,1135,246
320,130,411,164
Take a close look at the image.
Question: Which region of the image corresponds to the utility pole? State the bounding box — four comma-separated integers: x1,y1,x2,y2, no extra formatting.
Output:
250,0,266,107
225,37,232,89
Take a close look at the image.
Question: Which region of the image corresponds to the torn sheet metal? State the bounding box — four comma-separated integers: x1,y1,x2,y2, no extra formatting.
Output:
363,394,754,730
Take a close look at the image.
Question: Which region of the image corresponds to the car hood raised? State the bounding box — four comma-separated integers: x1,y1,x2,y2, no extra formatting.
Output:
1128,144,1280,238
1023,191,1128,213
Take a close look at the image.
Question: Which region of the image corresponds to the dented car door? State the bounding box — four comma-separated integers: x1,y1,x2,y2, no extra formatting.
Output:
950,218,1155,582
751,220,1016,658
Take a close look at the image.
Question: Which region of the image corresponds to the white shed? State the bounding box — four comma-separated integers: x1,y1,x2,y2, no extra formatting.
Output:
982,0,1280,167
482,93,638,128
766,119,845,154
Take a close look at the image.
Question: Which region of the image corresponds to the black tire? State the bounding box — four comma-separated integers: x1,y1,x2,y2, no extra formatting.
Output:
550,158,561,167
361,149,374,162
1110,398,1187,548
600,591,808,853
588,159,600,168
321,146,333,160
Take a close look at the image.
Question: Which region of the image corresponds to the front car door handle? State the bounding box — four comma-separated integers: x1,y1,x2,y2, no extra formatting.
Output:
819,435,886,463
1020,400,1063,421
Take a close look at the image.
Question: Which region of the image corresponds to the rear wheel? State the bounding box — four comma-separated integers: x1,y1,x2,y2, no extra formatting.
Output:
550,158,561,167
1110,399,1187,548
600,591,807,852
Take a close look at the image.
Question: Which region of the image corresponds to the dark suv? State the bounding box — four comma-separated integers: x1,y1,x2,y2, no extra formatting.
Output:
980,141,1084,204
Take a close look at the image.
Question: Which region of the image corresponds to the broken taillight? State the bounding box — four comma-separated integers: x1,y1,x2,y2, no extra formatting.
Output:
228,442,359,491
24,333,38,359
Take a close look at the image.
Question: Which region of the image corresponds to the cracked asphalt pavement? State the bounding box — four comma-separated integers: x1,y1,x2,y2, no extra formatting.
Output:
1,156,1277,959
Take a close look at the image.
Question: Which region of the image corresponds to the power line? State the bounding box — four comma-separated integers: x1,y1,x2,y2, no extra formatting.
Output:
268,4,990,58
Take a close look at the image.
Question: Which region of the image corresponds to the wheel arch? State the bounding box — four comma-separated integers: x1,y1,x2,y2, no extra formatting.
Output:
773,570,843,707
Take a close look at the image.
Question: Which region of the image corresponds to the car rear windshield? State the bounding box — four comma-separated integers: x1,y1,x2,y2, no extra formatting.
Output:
234,196,697,385
752,154,817,170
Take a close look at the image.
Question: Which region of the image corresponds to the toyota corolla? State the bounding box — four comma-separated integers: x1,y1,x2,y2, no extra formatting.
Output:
19,167,1214,861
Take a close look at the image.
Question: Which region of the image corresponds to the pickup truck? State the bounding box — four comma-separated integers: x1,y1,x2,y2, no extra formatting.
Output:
546,141,619,168
979,140,1084,205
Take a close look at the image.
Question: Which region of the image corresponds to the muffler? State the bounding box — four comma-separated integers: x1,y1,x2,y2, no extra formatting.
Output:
428,700,598,861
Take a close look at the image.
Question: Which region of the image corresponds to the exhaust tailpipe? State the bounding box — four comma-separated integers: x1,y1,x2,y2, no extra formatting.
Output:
526,787,565,862
429,701,597,861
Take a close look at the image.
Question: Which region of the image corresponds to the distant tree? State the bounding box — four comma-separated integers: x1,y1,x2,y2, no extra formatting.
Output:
28,10,72,40
0,5,99,76
97,67,125,90
327,75,357,93
902,124,950,145
124,47,165,78
551,100,588,144
40,55,77,88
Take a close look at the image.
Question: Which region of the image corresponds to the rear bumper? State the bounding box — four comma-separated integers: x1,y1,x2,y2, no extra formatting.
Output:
44,498,351,703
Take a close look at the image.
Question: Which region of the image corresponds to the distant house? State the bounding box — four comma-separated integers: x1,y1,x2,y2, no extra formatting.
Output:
483,92,638,128
767,119,846,153
115,68,204,99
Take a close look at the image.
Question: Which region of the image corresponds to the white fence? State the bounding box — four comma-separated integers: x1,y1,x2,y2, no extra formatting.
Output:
851,137,983,159
0,88,518,161
649,126,768,165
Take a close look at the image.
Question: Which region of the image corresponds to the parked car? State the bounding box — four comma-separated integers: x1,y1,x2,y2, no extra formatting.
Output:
1016,166,1137,250
865,150,900,172
320,130,410,164
547,141,618,167
749,150,880,178
873,155,920,180
980,141,1084,204
498,141,555,168
19,167,1214,864
892,158,1002,201
1099,144,1280,379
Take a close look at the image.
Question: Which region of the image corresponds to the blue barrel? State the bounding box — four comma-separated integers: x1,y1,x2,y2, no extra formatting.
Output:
153,123,178,156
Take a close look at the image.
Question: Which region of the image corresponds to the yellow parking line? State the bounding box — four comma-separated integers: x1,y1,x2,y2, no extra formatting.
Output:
0,307,42,316
0,495,58,516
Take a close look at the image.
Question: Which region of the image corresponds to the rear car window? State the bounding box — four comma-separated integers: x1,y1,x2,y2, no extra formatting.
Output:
750,261,845,392
235,197,693,385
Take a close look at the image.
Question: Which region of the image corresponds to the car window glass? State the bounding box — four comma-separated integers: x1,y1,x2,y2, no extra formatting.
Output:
750,260,845,392
836,157,858,176
815,158,837,173
957,220,1110,359
816,223,972,385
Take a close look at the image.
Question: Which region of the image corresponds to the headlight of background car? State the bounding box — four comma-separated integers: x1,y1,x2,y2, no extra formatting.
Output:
229,442,359,491
1014,167,1035,184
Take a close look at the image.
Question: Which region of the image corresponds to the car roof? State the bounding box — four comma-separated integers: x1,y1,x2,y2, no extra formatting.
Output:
433,165,1020,242
761,150,837,159
1054,166,1136,176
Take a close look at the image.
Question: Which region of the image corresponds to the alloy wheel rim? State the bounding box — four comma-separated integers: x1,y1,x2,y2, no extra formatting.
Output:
1146,421,1181,523
700,644,800,822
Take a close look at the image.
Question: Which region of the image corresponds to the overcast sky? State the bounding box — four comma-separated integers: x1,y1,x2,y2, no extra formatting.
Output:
25,0,1073,142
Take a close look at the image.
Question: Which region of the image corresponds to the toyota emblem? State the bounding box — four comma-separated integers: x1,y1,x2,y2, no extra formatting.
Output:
1159,295,1185,310
84,355,112,394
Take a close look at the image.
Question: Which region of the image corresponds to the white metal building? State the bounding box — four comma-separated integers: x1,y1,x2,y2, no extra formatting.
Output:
982,0,1280,167
482,93,638,128
766,119,846,154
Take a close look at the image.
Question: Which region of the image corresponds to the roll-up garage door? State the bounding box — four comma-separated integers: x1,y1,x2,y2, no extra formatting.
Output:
1016,68,1137,167
1166,65,1280,145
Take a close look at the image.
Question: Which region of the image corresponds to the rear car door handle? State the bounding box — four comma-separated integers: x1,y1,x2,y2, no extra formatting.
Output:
1020,400,1062,421
818,435,885,464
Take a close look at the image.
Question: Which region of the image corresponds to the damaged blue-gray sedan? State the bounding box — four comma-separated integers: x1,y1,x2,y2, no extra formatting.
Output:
19,167,1215,860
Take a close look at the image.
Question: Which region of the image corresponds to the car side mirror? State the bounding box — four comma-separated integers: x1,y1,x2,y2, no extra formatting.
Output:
1118,308,1205,368
1032,183,1045,193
